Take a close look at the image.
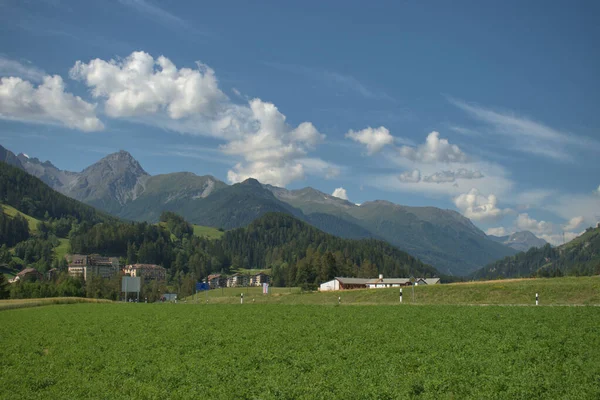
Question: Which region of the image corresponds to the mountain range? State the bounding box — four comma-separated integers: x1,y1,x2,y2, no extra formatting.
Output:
1,144,525,276
488,231,548,252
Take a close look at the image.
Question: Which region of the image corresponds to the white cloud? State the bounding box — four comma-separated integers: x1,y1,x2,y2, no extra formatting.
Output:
563,216,584,232
454,188,509,222
486,227,508,237
220,99,325,186
71,51,332,187
70,52,226,120
0,57,45,82
332,187,348,200
118,0,202,35
0,75,103,131
422,169,483,183
398,131,468,163
596,185,600,195
398,169,421,183
450,98,600,161
345,126,394,155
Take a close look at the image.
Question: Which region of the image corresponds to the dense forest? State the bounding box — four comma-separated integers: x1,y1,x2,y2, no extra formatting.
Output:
471,226,600,279
70,212,439,290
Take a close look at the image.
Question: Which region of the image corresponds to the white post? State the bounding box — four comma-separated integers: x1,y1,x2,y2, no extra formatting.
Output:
536,293,539,306
400,288,403,303
241,293,244,304
338,296,341,305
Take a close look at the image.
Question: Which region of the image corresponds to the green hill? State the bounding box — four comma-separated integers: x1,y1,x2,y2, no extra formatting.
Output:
1,204,40,233
472,226,600,279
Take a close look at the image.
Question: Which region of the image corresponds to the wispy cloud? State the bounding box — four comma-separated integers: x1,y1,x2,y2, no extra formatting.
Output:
118,0,208,36
264,61,394,101
449,97,600,162
0,56,45,82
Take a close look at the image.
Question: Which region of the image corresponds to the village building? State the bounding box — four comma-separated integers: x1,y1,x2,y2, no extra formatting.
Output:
206,274,227,289
227,273,250,287
123,264,167,281
250,272,270,286
66,254,120,281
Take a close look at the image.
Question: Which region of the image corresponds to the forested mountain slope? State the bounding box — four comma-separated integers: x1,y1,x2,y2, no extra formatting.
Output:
472,226,600,279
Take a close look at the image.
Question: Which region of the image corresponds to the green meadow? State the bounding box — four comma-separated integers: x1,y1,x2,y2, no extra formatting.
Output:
1,303,599,399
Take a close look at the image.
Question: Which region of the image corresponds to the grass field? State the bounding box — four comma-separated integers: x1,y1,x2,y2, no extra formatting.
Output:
188,276,600,306
1,203,40,233
0,297,112,311
1,303,599,399
192,224,224,239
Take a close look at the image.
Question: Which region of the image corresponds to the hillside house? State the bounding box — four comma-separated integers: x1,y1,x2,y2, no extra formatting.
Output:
123,264,166,281
67,254,119,281
250,272,270,286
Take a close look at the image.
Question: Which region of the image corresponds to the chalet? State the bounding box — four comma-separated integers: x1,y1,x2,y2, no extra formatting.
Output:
123,264,167,281
66,254,119,281
250,272,270,286
207,274,227,289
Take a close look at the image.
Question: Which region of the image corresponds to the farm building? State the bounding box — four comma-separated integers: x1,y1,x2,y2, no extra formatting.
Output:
319,275,439,291
366,275,411,288
416,278,441,285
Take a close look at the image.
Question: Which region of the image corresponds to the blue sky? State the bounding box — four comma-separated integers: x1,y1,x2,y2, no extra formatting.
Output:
1,0,599,244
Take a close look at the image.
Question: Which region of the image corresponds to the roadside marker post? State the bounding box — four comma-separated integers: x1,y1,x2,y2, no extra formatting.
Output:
338,296,341,305
400,288,403,304
536,293,539,306
241,293,244,304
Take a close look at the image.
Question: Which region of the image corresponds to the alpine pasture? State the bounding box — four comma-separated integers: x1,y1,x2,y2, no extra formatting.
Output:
1,279,600,399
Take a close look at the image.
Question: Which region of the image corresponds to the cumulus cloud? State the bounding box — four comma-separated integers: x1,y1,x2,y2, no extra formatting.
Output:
398,169,421,183
398,131,468,163
422,169,483,183
486,227,508,237
70,52,227,119
71,51,332,187
345,126,394,155
515,213,553,236
0,75,103,131
596,185,600,195
454,188,509,222
332,187,348,200
562,216,584,232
